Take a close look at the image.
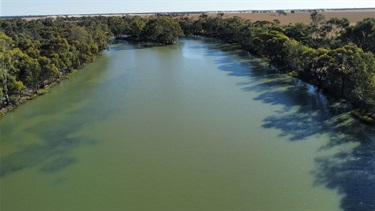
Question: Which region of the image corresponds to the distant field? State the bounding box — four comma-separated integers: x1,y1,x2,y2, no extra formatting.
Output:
188,9,374,25
19,9,374,25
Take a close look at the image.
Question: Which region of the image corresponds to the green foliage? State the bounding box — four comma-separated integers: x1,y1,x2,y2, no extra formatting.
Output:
285,23,314,45
108,16,130,38
259,30,290,66
219,17,248,43
284,39,309,72
177,17,195,36
0,17,111,109
310,10,325,26
128,17,146,40
302,48,333,88
142,16,184,44
343,18,375,54
352,109,375,124
276,10,287,16
108,16,184,44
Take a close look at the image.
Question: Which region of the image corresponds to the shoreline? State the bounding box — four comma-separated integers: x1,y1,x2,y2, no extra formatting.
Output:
189,35,375,124
0,61,95,119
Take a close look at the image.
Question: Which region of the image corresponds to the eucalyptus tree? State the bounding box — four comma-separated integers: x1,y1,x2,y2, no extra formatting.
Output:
329,45,366,98
343,18,375,54
219,17,248,43
256,30,290,67
351,52,375,108
177,17,195,36
142,16,184,44
108,16,130,38
302,48,333,89
310,10,325,26
129,17,147,40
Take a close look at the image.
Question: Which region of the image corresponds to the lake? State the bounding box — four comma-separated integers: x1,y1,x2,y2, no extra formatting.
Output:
1,37,374,210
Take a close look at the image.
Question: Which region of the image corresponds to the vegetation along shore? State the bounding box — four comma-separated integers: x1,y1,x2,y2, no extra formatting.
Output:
1,11,374,122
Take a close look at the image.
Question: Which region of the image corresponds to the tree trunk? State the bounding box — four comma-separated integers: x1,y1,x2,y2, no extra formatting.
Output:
361,94,367,109
5,93,10,105
341,79,346,97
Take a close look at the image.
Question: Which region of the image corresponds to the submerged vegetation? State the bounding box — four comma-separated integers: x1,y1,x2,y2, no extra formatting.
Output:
0,12,374,119
351,109,375,125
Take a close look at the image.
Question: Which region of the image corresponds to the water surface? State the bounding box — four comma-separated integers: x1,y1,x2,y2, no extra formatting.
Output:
1,38,374,210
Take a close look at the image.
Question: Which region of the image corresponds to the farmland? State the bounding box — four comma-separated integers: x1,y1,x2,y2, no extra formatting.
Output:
188,9,374,24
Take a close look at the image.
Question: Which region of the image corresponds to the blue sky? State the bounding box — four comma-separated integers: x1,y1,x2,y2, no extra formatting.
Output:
1,0,374,16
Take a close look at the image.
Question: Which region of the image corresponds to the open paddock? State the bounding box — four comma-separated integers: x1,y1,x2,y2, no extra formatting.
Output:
188,9,374,25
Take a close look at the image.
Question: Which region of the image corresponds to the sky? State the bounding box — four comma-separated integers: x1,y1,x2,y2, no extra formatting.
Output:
1,0,374,16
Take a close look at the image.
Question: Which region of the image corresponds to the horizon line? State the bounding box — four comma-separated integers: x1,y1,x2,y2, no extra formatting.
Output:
1,7,374,18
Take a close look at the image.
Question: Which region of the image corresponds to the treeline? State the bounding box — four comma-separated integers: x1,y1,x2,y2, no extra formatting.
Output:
107,16,183,44
176,15,375,111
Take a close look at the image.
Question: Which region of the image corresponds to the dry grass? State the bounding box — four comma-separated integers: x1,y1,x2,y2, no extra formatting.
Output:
188,9,374,25
21,9,374,25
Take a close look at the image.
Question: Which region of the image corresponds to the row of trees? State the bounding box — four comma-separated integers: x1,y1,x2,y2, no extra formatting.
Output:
176,15,375,110
106,16,184,44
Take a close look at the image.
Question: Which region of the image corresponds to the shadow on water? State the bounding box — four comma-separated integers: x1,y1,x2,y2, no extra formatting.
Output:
202,38,375,211
110,39,167,51
0,50,134,180
0,120,93,178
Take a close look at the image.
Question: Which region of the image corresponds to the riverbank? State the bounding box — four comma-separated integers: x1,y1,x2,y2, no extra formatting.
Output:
0,63,95,119
0,85,53,119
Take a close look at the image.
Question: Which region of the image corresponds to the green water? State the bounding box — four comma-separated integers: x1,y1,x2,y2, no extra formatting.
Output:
1,38,374,210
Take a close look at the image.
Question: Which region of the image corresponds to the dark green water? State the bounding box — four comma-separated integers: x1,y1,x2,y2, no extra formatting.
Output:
1,38,374,210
